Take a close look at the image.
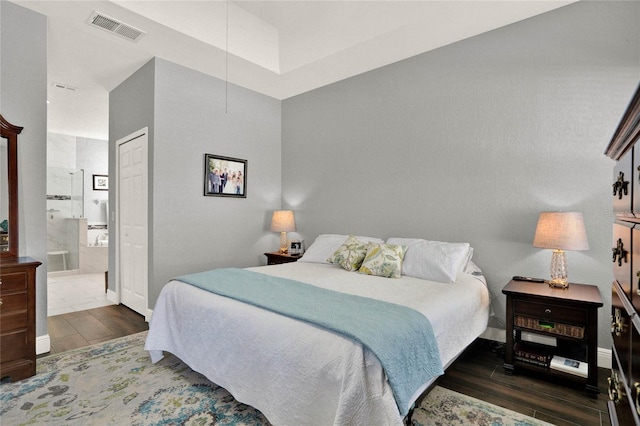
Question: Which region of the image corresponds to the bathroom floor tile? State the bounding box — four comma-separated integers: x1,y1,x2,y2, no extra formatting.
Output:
47,272,114,317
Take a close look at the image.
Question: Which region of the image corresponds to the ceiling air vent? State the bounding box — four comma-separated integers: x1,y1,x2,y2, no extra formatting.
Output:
88,11,145,42
52,83,78,92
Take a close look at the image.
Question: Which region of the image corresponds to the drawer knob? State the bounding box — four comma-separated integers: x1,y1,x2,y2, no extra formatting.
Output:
612,308,625,337
613,171,630,199
544,308,552,314
609,372,621,403
613,238,628,267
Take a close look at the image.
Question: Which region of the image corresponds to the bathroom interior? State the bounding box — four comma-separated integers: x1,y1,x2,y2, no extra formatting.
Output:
46,132,112,316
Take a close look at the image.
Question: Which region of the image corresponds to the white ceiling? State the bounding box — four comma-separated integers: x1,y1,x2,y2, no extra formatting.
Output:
15,0,576,140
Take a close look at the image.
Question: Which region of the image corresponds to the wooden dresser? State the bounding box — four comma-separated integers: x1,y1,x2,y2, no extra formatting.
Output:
605,83,640,426
0,257,41,382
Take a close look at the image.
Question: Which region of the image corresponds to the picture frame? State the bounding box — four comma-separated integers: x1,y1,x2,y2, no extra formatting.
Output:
289,240,304,255
203,154,247,198
92,174,108,191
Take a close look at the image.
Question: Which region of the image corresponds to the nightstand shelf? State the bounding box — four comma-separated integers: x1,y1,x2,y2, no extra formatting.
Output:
502,279,603,396
264,251,302,265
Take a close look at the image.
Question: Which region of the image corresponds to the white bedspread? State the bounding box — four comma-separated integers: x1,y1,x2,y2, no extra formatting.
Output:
145,262,490,426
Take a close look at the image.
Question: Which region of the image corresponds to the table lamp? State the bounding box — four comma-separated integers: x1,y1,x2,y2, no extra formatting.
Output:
271,210,296,253
533,212,589,288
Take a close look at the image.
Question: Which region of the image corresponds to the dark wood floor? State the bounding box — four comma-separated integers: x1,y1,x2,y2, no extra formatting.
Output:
44,306,609,425
44,304,148,355
438,339,611,426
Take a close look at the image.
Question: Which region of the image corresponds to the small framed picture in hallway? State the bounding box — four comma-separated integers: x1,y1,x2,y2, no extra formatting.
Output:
203,154,247,198
92,174,109,191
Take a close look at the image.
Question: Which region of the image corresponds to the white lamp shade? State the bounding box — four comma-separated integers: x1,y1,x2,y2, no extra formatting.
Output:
533,212,589,251
270,210,296,232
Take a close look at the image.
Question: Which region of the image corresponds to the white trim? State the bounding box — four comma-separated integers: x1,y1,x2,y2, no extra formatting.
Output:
36,334,51,355
598,347,612,369
479,326,506,343
107,288,118,303
145,308,153,323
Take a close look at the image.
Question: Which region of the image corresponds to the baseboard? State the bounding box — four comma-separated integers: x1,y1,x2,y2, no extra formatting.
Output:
480,326,506,343
598,347,612,370
145,308,153,323
107,289,117,303
36,334,51,355
480,326,612,369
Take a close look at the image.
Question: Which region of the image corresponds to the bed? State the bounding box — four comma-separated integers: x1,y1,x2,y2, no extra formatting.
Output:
145,235,490,425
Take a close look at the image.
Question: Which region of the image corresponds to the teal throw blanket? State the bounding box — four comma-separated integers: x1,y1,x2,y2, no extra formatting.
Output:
177,268,443,416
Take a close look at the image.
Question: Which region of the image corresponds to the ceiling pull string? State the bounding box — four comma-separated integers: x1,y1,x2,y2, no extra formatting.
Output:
225,0,229,114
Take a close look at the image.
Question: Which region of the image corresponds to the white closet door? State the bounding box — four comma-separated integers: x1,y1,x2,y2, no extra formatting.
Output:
117,129,148,316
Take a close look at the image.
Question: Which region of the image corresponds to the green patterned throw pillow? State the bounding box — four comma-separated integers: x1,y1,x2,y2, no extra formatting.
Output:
358,242,408,278
327,235,370,271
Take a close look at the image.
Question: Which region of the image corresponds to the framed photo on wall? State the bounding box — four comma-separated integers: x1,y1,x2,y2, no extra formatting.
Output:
203,154,247,198
92,174,109,191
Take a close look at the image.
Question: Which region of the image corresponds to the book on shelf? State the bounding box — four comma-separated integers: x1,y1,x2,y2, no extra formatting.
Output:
513,342,554,367
514,355,549,368
549,355,588,378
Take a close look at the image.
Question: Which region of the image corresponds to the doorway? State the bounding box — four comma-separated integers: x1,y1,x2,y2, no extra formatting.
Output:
46,133,111,317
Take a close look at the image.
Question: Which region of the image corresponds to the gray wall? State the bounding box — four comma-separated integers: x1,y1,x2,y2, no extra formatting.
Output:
110,58,282,307
281,1,640,349
109,59,155,296
1,1,48,338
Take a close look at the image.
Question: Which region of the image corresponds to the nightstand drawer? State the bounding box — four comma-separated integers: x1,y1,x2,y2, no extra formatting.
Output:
514,315,585,339
514,299,587,324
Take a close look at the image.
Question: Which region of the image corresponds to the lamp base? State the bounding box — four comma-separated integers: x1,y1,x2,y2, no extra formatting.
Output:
279,231,288,254
547,278,569,289
548,249,569,289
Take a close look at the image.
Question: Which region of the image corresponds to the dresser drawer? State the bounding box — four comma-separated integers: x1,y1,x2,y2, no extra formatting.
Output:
0,294,28,332
614,221,633,299
612,283,632,376
0,270,28,295
614,149,633,217
514,299,587,324
633,227,640,312
0,312,28,333
0,329,29,363
609,350,640,425
630,321,640,411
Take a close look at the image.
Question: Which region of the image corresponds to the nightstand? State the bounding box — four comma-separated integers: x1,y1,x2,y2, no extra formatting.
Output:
502,279,603,396
264,251,302,265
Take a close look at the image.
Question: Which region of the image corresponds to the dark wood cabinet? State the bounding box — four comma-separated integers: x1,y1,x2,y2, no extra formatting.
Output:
605,83,640,426
0,257,41,382
264,251,302,265
0,115,41,382
503,279,602,396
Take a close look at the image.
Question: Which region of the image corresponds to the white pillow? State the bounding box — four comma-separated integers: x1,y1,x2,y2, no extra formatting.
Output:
299,234,384,264
386,238,471,283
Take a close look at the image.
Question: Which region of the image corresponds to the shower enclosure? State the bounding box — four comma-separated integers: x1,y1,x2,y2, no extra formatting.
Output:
46,167,84,271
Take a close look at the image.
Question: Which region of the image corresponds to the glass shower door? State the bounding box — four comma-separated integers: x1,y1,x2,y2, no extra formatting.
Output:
46,167,84,271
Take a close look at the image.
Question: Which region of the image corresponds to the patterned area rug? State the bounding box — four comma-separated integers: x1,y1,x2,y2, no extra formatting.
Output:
0,331,552,425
